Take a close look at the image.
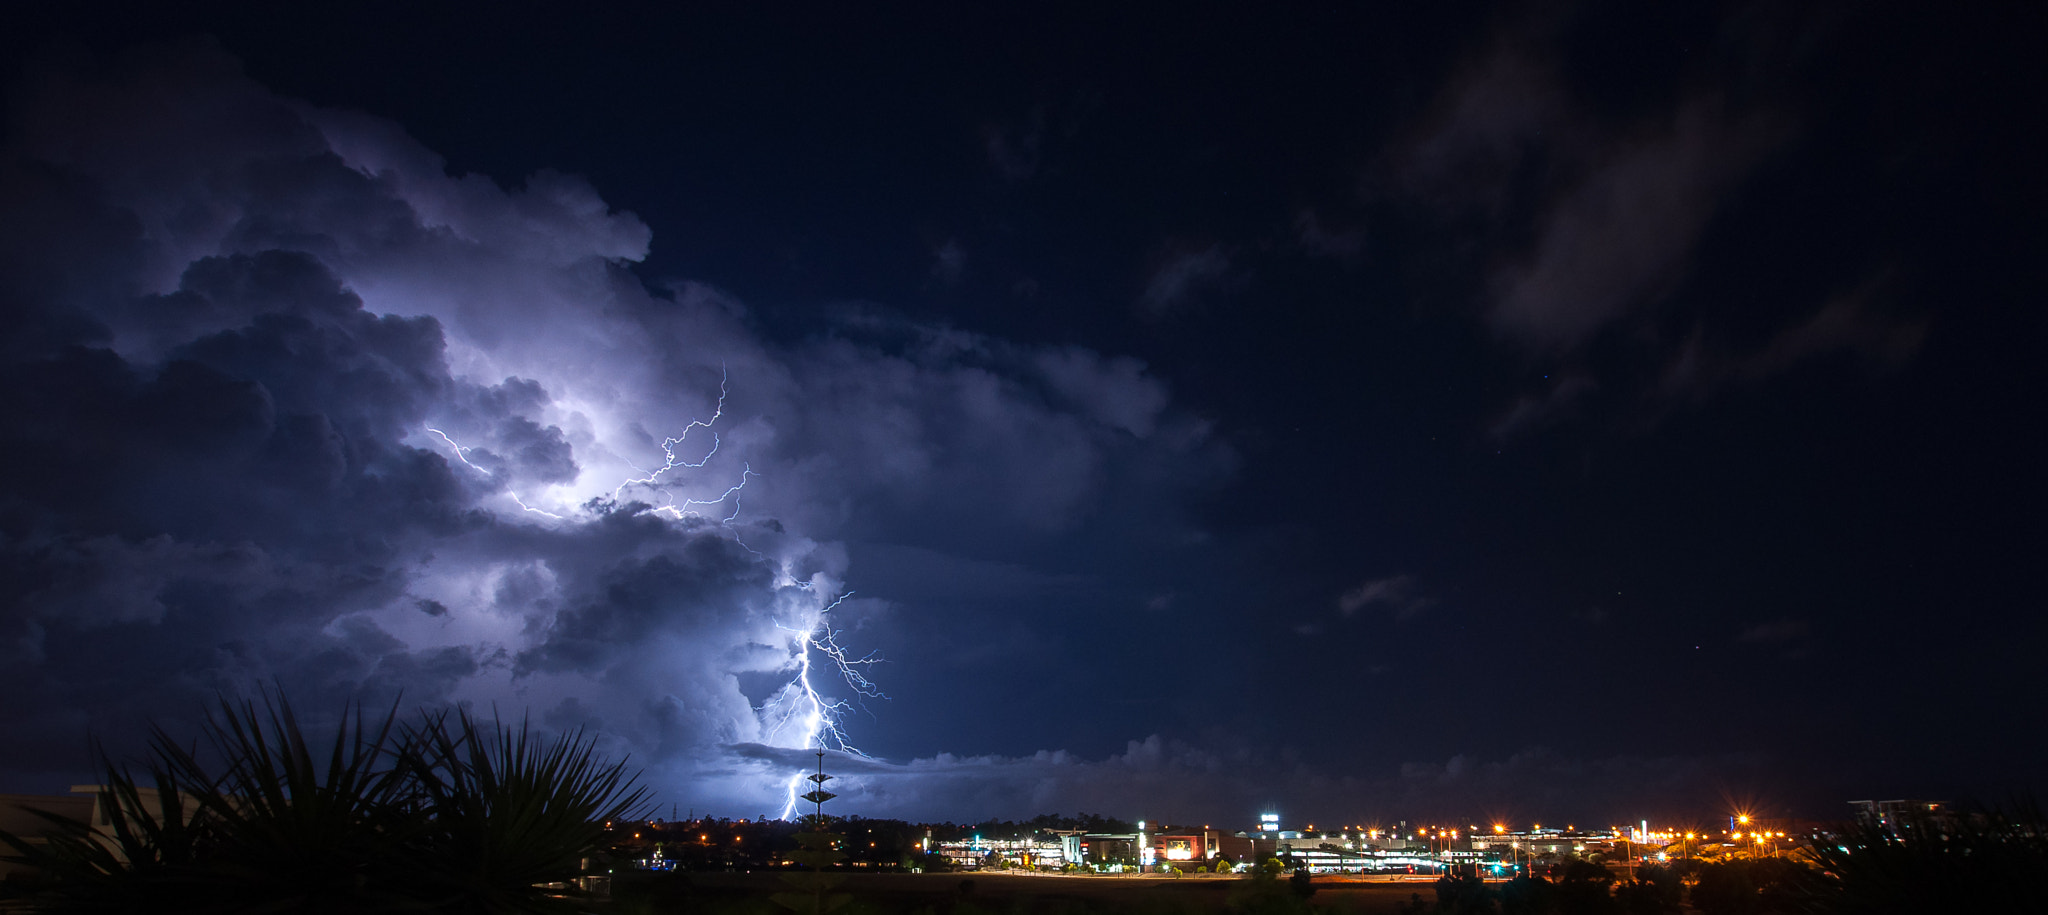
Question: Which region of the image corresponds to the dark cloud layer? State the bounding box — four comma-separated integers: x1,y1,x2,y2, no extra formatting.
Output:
5,2,2042,827
0,43,1230,816
1385,8,1928,436
731,740,1767,829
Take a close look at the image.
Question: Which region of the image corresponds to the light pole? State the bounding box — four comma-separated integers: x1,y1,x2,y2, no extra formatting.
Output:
1619,828,1632,882
1491,825,1506,882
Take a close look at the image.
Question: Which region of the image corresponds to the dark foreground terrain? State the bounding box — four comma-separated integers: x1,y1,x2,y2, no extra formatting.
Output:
616,871,1434,914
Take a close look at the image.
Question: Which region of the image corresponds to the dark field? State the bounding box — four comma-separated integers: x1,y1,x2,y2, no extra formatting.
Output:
618,871,1440,914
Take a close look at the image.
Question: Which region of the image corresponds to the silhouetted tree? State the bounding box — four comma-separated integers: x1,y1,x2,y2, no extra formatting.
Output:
1288,865,1316,899
1229,857,1315,915
1687,858,1812,915
1801,800,2048,915
1424,872,1498,915
1498,874,1557,915
1552,858,1616,915
1612,863,1681,914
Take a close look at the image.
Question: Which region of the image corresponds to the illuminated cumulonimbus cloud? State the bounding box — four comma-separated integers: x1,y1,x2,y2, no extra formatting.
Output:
0,46,848,809
0,44,1225,815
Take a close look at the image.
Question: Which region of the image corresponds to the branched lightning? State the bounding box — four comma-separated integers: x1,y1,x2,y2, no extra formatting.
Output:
771,590,888,819
426,428,565,519
611,367,749,522
426,367,881,818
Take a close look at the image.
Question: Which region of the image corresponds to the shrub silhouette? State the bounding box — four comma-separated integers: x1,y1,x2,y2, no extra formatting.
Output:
1552,858,1615,915
1801,800,2048,915
0,693,645,914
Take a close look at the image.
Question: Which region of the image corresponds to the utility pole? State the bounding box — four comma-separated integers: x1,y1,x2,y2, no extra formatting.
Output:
772,752,849,915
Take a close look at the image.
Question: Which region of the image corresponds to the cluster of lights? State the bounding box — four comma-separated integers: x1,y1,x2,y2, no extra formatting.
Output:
1235,809,1811,872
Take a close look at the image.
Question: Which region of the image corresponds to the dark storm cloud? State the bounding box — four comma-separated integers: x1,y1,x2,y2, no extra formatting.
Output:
734,736,1275,825
2,247,504,768
1386,747,1768,826
1479,99,1783,352
730,739,1758,827
510,520,777,679
1656,276,1927,402
1391,29,1785,349
0,42,1232,814
1388,11,1924,431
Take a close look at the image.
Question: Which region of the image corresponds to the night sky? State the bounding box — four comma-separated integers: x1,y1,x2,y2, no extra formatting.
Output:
4,2,2044,829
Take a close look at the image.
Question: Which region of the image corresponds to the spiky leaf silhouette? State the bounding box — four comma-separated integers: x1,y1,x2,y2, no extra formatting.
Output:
0,692,644,915
1801,800,2048,915
403,708,648,914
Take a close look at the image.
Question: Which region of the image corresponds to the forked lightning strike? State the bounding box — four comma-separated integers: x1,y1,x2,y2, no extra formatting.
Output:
612,368,751,523
771,591,887,819
426,428,565,519
426,368,878,819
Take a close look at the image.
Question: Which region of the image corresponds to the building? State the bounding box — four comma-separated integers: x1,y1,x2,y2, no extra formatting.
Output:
1,790,96,881
1068,833,1139,866
1849,799,1947,834
1467,830,1602,857
0,786,201,881
933,834,1071,869
1147,824,1231,866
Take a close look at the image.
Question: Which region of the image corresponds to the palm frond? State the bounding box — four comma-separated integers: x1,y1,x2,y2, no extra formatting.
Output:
404,708,648,913
5,691,646,915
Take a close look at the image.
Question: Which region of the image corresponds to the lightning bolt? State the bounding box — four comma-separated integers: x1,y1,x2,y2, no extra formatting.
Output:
772,591,887,819
426,367,882,816
611,367,752,522
425,427,565,520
